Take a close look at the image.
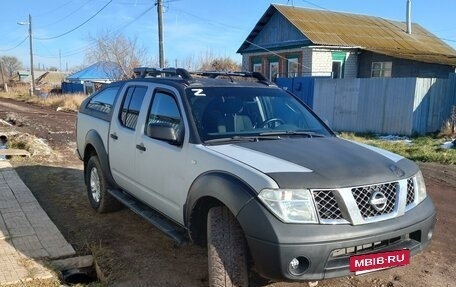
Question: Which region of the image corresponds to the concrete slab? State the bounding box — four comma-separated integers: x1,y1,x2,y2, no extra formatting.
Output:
0,160,76,285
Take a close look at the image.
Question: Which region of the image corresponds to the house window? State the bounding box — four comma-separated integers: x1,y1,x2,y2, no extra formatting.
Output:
269,61,279,81
332,61,343,79
287,58,299,77
371,62,392,77
253,63,262,73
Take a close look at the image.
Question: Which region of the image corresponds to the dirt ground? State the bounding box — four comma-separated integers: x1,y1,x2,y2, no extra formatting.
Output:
0,98,455,287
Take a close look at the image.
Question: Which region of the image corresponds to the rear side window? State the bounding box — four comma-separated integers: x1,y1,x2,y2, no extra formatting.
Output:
86,86,119,114
119,86,147,130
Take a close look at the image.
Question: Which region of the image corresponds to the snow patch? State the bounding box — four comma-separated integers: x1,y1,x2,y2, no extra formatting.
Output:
441,140,455,149
377,135,413,144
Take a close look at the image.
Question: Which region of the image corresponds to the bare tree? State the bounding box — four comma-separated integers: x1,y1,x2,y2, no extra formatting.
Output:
197,51,241,71
177,50,242,72
0,56,23,77
85,32,148,79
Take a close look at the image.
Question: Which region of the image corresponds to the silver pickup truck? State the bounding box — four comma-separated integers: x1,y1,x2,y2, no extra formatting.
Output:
76,68,436,286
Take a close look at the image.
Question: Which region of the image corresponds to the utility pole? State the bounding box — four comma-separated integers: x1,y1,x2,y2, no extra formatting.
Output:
18,14,35,96
157,0,165,68
0,62,8,93
28,14,35,95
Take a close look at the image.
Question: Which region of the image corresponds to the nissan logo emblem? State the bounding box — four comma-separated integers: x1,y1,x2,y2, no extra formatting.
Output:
369,191,387,212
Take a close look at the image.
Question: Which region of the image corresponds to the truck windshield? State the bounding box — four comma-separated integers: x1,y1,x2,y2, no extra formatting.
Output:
186,87,332,142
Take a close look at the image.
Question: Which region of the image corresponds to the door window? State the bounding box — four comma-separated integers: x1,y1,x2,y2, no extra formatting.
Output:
119,86,147,130
147,92,183,137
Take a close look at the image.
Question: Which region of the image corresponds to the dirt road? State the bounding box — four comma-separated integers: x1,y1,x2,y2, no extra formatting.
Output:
0,98,454,287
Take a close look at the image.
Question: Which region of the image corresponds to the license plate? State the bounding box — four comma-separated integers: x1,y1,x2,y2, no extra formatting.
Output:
350,249,410,274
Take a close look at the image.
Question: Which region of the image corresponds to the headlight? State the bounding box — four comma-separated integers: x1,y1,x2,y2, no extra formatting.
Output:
258,189,318,223
415,170,427,204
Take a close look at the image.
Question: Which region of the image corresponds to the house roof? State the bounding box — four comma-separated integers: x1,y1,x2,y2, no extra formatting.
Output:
66,61,122,81
238,4,456,66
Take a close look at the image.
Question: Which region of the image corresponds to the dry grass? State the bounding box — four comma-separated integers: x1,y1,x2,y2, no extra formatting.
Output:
0,86,86,111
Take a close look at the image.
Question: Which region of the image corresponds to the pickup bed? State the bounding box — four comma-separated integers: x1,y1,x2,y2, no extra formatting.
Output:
76,68,436,286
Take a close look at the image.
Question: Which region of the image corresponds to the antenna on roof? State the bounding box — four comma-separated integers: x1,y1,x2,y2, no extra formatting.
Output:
406,0,412,34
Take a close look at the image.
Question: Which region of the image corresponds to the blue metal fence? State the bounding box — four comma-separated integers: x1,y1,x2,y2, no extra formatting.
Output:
275,77,315,108
61,82,84,93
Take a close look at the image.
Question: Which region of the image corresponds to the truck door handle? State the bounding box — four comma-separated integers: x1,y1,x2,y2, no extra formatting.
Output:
136,144,146,152
110,133,118,140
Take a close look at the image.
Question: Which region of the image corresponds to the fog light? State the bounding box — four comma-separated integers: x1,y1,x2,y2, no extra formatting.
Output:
288,257,310,276
427,229,433,240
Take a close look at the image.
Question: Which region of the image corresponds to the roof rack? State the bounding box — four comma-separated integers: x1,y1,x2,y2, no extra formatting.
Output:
132,67,274,86
191,71,273,85
133,67,192,81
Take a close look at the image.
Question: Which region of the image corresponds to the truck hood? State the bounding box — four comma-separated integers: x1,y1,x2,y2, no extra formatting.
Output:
206,137,418,189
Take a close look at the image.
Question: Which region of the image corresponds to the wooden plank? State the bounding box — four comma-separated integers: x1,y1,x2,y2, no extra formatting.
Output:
0,149,30,156
50,255,94,271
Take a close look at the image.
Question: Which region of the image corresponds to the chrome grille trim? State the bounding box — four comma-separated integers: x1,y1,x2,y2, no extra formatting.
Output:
406,178,415,205
351,182,398,218
312,177,416,225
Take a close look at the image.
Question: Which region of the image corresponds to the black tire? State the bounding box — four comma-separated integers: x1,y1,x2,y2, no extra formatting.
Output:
207,206,249,287
85,155,122,213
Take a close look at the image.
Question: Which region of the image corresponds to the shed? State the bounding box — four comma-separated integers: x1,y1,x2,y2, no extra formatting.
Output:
65,61,122,94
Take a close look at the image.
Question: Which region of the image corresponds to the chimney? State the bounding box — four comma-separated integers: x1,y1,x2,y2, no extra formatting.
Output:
406,0,412,34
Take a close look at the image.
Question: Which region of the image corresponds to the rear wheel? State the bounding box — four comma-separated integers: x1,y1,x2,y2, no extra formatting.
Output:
86,155,121,213
207,206,249,287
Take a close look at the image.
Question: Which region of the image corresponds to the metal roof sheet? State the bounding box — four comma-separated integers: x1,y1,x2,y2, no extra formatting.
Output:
239,5,456,66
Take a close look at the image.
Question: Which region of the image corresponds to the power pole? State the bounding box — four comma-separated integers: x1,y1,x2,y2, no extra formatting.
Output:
28,14,36,95
0,62,8,92
18,14,35,95
157,0,165,68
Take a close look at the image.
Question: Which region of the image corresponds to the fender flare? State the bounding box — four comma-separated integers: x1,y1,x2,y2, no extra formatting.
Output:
84,130,117,187
185,171,257,222
184,171,258,245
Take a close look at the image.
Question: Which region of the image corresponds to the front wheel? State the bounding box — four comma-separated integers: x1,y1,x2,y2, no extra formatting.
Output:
85,155,121,213
207,206,249,287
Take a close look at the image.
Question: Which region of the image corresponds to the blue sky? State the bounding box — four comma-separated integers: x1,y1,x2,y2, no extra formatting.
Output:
1,0,455,71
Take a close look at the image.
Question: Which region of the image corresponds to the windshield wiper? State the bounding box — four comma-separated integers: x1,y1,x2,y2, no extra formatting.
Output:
204,135,281,144
259,131,325,138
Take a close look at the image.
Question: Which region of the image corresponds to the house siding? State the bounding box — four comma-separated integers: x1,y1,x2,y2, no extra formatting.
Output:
242,12,310,53
358,51,455,78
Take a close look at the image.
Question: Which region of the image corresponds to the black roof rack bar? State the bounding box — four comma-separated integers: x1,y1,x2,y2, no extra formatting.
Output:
191,71,273,85
133,67,193,81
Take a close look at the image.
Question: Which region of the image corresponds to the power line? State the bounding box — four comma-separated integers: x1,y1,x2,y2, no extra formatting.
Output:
33,5,154,60
36,0,92,29
34,0,113,40
34,0,75,17
300,0,329,11
0,36,29,52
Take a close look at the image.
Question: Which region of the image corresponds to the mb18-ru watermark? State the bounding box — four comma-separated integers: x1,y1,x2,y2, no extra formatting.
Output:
350,249,410,274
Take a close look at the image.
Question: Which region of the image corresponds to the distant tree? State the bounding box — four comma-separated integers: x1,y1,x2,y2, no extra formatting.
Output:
85,31,148,79
48,66,58,72
0,56,23,77
198,54,241,71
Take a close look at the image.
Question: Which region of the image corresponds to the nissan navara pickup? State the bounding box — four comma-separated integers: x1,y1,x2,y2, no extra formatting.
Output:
76,68,436,286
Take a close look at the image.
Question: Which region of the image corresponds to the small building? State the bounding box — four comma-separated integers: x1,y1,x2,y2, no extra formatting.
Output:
238,4,456,80
64,61,122,94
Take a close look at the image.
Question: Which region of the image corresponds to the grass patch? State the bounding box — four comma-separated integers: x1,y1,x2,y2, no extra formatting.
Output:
340,132,456,165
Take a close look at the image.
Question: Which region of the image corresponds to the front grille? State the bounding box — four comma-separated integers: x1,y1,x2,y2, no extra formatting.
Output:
313,190,343,220
352,182,397,219
406,178,415,205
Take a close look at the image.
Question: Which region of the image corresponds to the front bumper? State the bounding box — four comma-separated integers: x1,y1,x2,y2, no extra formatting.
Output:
237,196,436,281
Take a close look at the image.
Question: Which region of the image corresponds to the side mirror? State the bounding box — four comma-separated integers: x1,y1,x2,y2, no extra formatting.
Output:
146,122,183,146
